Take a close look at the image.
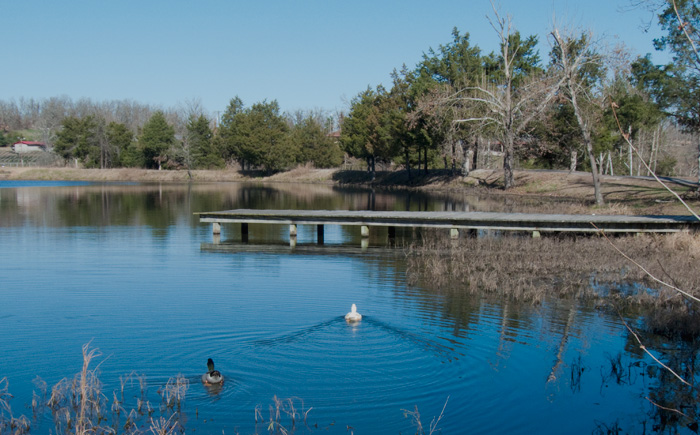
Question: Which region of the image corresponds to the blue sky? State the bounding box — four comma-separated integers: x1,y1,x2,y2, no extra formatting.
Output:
3,0,669,116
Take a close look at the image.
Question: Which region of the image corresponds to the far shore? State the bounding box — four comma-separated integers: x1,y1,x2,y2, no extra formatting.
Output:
1,166,698,215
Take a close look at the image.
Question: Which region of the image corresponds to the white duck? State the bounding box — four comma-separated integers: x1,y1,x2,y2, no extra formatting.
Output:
202,358,224,384
345,304,362,322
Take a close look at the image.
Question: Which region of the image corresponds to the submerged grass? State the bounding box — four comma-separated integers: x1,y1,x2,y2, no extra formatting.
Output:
405,231,700,337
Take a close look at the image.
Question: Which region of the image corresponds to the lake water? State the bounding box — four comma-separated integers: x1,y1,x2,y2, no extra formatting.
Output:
0,180,685,434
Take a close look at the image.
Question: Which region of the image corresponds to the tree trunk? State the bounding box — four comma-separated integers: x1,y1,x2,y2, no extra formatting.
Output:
697,140,700,185
569,150,577,173
486,140,492,169
405,147,411,180
570,88,604,205
503,134,515,190
464,150,474,175
584,132,603,205
628,126,633,177
423,148,428,175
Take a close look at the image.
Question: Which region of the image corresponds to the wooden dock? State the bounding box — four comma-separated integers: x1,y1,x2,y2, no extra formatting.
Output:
197,209,699,243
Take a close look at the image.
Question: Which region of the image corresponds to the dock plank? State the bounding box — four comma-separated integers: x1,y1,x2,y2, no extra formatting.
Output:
197,209,699,233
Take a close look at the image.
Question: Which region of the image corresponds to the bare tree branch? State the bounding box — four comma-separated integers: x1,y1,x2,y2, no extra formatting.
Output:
550,25,606,205
616,309,692,386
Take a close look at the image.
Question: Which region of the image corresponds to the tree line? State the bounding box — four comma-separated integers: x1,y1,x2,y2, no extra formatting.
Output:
1,0,699,201
0,97,344,173
340,1,700,204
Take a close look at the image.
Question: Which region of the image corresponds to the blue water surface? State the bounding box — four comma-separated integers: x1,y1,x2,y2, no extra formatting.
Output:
0,180,95,188
0,182,677,434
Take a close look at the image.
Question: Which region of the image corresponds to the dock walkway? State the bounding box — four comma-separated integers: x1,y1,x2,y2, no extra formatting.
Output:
197,209,699,242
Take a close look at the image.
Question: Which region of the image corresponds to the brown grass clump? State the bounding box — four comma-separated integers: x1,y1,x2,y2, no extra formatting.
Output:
254,395,313,433
0,343,192,434
406,231,700,336
0,344,322,435
45,343,116,434
0,377,31,434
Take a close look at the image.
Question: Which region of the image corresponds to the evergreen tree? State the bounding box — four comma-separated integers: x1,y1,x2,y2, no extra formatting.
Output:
245,100,291,172
340,86,400,179
653,0,700,181
54,115,101,167
106,122,133,167
187,114,223,169
410,29,485,174
289,116,343,168
138,111,174,170
217,97,245,166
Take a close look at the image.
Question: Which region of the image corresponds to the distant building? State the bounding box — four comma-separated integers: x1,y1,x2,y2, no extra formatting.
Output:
327,130,341,142
12,141,47,153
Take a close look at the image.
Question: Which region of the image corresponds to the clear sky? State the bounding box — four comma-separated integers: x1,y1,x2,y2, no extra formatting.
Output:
3,0,670,116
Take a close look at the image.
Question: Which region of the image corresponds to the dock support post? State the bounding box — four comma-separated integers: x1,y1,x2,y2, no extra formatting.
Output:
450,228,459,239
387,226,396,246
212,222,221,235
242,222,249,243
317,224,324,245
289,224,297,248
361,225,370,238
532,230,541,238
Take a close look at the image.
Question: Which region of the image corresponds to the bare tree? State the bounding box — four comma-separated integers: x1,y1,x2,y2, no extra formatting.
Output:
0,100,22,131
550,26,606,205
451,5,563,189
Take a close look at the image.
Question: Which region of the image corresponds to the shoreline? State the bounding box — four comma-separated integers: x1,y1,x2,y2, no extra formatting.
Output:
1,166,698,214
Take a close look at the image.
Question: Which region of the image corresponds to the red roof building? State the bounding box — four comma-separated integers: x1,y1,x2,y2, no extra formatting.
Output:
12,141,47,153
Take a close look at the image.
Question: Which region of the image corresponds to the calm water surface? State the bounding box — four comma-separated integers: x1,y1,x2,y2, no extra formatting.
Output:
0,181,678,433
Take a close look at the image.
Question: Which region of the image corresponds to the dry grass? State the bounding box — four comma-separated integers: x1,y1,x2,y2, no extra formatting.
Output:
406,231,700,336
254,395,313,434
0,344,195,435
160,375,189,410
0,377,31,434
402,396,449,435
1,345,320,434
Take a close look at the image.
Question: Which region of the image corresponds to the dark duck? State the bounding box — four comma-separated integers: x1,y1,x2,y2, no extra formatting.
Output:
202,358,223,384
